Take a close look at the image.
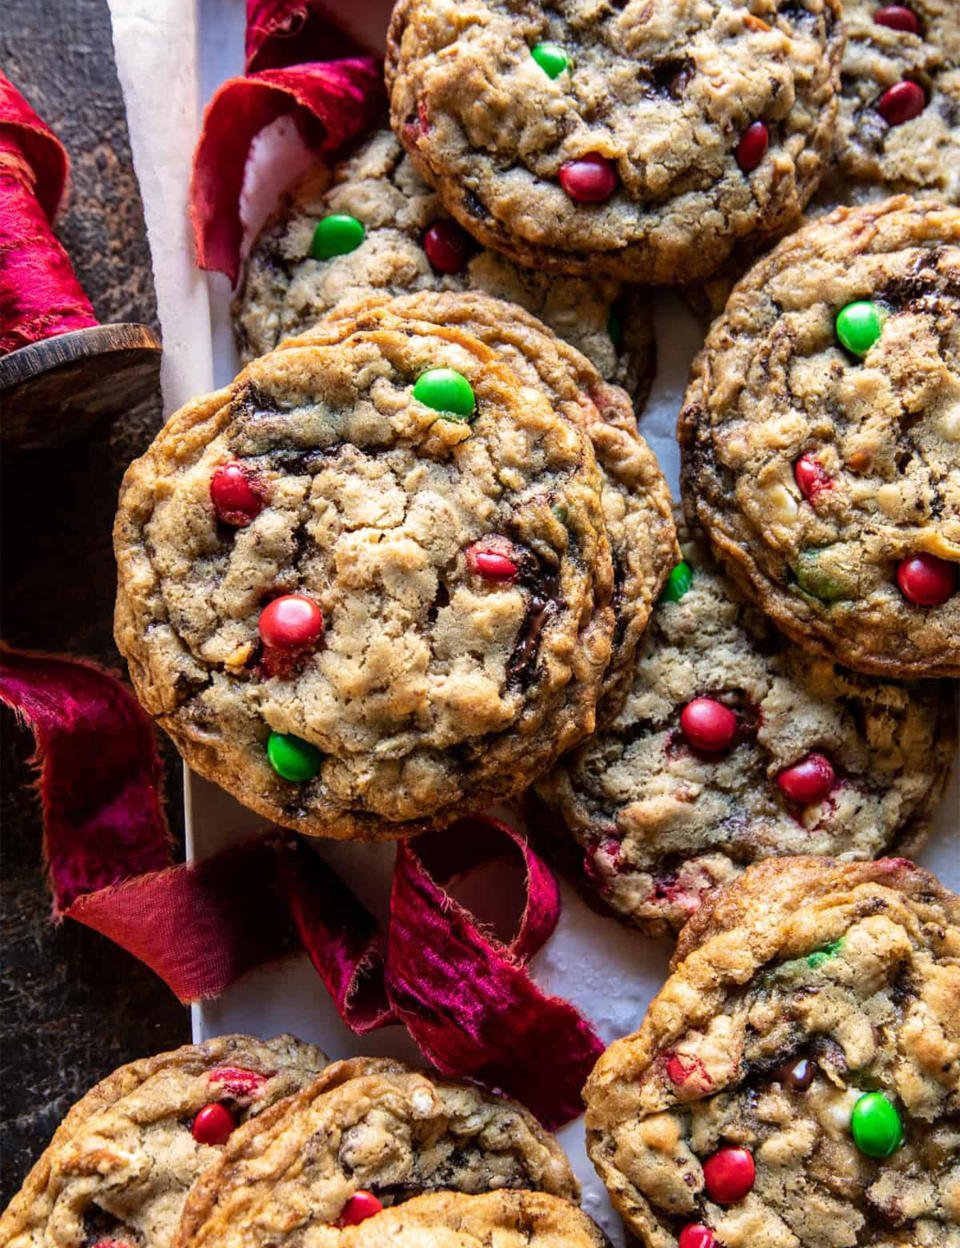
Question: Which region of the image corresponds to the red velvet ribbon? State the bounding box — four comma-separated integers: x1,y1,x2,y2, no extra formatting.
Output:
0,646,603,1129
245,0,388,72
190,58,385,286
0,72,98,355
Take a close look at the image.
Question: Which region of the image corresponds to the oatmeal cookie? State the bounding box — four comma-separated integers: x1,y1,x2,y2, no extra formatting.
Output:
309,1191,611,1248
0,1035,327,1248
385,0,843,284
584,857,960,1248
114,294,614,838
323,289,677,714
532,526,955,936
817,0,960,206
175,1057,579,1248
680,196,960,678
234,130,655,407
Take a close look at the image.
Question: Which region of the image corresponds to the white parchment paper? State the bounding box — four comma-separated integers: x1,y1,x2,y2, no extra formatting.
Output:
108,4,959,1240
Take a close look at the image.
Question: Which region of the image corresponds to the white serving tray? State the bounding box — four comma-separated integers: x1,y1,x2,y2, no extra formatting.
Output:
108,3,959,1240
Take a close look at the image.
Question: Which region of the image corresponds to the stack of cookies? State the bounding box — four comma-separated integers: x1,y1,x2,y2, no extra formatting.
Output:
0,1038,610,1248
104,4,959,1244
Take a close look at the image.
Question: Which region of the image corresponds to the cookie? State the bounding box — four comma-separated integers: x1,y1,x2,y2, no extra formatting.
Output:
532,525,956,936
114,294,614,839
584,857,960,1248
818,0,960,206
175,1057,580,1248
309,1191,611,1247
680,196,960,678
0,1035,327,1248
234,130,655,407
385,0,843,284
322,289,677,714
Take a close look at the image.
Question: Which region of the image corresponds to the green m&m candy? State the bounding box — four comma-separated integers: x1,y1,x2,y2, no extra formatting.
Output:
793,548,852,602
850,1092,903,1158
267,731,321,782
660,561,694,603
806,937,843,968
836,300,886,357
531,42,570,79
311,214,365,260
413,368,476,420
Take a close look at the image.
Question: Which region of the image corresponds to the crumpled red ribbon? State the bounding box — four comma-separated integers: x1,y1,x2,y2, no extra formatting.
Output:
0,646,602,1128
190,57,384,285
245,0,390,72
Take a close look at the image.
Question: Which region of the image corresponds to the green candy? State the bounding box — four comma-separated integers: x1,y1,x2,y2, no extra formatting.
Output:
793,549,851,602
660,561,693,603
851,1092,903,1158
267,731,321,782
607,305,623,347
531,42,570,79
806,938,843,968
836,300,886,357
413,368,476,420
311,214,365,260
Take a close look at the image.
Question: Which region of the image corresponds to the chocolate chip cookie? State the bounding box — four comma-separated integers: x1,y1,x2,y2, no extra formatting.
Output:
114,294,614,838
322,289,677,714
234,130,655,407
532,525,956,937
817,0,960,206
0,1035,327,1248
309,1191,611,1248
386,0,843,284
584,857,960,1248
175,1057,579,1248
680,196,960,678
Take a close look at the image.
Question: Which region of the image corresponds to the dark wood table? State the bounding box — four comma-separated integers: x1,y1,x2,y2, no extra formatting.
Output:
1,0,190,1202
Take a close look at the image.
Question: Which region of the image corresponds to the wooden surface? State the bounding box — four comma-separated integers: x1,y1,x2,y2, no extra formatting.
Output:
1,0,190,1203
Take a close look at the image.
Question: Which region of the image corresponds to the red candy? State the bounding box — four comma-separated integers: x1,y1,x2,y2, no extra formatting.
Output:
874,5,921,32
208,1066,267,1097
558,153,618,203
259,594,324,651
736,120,769,172
777,753,836,804
794,453,833,503
211,461,264,526
878,80,926,125
667,1052,714,1093
191,1102,236,1145
897,553,958,605
339,1190,383,1227
679,1227,715,1248
466,541,519,581
424,220,473,274
703,1146,756,1204
680,698,737,752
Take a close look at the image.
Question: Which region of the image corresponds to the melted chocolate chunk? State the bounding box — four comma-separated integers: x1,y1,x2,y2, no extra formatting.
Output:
777,1056,815,1091
506,558,562,690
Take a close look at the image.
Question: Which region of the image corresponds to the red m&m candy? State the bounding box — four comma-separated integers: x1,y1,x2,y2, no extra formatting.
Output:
874,5,921,33
703,1146,756,1204
795,453,833,503
736,120,769,172
897,553,957,605
680,698,738,752
777,753,836,803
424,220,473,274
211,461,264,526
339,1190,383,1226
679,1227,715,1248
259,595,324,651
878,80,926,125
191,1102,236,1145
559,153,618,203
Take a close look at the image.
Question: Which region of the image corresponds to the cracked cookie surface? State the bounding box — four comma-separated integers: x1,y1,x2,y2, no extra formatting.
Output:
817,0,960,206
234,130,655,407
175,1057,579,1248
114,294,613,838
0,1035,328,1248
308,1191,611,1247
386,0,843,284
584,857,960,1248
532,526,955,936
679,196,960,678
